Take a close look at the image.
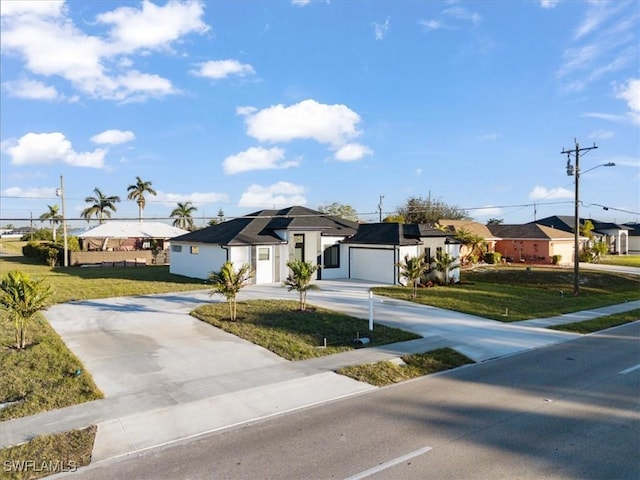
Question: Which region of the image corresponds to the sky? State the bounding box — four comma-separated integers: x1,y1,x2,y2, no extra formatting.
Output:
1,0,638,229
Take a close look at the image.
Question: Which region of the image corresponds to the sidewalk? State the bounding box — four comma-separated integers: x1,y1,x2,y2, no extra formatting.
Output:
1,283,638,466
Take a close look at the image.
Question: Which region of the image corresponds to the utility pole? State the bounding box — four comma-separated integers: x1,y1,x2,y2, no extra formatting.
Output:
561,139,597,296
378,195,384,222
57,175,69,267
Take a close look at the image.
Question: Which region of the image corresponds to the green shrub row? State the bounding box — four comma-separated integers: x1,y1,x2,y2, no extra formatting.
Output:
483,252,502,264
22,238,80,266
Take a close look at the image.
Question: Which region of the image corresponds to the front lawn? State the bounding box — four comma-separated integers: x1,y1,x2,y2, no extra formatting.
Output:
598,254,640,268
549,309,640,334
191,300,420,361
337,348,473,386
373,266,640,321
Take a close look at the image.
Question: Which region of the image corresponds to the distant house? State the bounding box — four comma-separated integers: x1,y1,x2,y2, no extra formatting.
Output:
438,219,500,262
487,223,578,265
169,206,460,285
624,222,640,254
533,215,629,255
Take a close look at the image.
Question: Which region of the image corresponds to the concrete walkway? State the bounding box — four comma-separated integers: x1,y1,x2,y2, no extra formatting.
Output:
1,280,638,465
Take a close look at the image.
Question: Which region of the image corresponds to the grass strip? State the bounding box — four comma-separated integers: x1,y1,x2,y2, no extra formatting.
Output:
336,348,474,386
191,299,420,361
0,314,103,421
0,425,96,479
549,309,640,334
373,266,639,322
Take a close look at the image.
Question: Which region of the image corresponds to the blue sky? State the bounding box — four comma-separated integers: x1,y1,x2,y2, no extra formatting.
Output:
1,0,638,228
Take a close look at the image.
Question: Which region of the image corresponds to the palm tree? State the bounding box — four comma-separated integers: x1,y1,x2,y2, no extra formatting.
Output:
433,250,459,285
455,229,486,265
208,262,253,321
170,202,197,230
82,188,121,224
39,204,62,242
397,253,428,298
0,270,52,349
127,176,157,222
284,260,318,311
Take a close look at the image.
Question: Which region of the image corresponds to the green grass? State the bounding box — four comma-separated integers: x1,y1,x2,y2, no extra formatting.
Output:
0,426,96,479
373,266,640,322
599,254,640,268
191,300,420,361
337,348,474,386
549,308,640,334
0,256,209,303
0,314,103,421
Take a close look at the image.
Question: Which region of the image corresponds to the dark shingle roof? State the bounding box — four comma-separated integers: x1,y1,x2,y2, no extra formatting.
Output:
342,223,450,245
172,206,358,245
488,224,575,240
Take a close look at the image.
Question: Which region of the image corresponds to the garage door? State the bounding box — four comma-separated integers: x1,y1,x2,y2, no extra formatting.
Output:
349,248,396,284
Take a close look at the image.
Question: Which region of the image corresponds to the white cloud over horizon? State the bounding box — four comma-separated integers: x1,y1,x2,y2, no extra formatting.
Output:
223,146,299,174
2,186,57,199
191,59,256,79
238,182,306,208
2,132,106,168
155,191,229,205
529,186,573,200
91,129,136,145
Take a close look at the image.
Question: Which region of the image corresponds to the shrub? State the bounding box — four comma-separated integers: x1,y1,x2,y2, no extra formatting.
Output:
20,228,53,242
552,255,562,265
484,252,502,264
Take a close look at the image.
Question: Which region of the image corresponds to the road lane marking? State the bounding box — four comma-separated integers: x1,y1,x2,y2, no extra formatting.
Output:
344,446,433,480
620,364,640,375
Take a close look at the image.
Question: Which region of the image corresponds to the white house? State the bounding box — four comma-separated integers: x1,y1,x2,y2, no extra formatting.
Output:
169,206,460,285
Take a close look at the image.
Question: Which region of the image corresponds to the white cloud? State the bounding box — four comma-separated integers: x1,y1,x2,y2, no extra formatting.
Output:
91,129,135,145
419,19,443,31
223,147,299,174
2,132,106,168
1,0,208,102
540,0,560,8
333,143,373,162
582,112,627,123
2,78,60,100
416,168,423,176
156,191,229,205
240,99,364,147
2,186,57,199
239,182,306,208
615,78,640,125
529,186,573,200
473,206,503,217
291,0,311,6
192,60,255,79
374,17,390,40
443,6,482,28
589,130,614,140
96,0,209,53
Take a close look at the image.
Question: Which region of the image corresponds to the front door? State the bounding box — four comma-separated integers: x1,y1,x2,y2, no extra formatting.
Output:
255,246,273,284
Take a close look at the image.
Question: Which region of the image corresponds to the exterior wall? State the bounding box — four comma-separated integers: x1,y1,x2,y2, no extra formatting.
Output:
319,236,350,279
70,250,168,266
169,242,227,279
494,239,574,265
278,230,322,281
599,229,628,254
628,235,640,254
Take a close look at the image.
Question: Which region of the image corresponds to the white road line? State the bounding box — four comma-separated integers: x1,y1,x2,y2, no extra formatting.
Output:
619,364,640,375
344,446,433,480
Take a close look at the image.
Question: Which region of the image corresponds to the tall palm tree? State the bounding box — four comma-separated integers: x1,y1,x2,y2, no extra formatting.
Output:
170,202,197,230
81,188,121,224
127,176,157,222
39,204,62,242
0,270,52,349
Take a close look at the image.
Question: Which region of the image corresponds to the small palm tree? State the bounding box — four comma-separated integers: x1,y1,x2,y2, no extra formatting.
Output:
397,253,428,298
455,229,486,265
82,188,121,224
433,250,459,285
127,176,157,222
39,204,62,242
284,260,318,311
208,262,253,321
0,270,52,349
170,202,197,230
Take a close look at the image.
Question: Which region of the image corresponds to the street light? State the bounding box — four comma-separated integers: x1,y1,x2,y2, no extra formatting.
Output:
562,139,615,296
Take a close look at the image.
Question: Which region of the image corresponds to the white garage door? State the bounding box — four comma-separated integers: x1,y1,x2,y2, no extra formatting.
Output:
349,248,396,284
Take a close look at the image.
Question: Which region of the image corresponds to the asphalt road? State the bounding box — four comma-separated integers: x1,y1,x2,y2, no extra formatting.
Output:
71,322,640,480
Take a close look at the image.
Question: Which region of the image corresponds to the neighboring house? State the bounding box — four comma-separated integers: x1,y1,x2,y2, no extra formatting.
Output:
73,221,189,265
341,223,460,284
533,215,628,254
438,219,500,260
169,206,460,285
487,223,579,265
624,222,640,254
170,206,359,283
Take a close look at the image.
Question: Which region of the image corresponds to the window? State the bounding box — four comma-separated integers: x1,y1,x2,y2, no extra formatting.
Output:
190,246,199,255
258,247,270,261
424,247,432,272
323,244,339,268
293,234,305,261
171,245,182,253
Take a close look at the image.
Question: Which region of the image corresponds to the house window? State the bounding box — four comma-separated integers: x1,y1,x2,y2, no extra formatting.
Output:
190,246,199,255
425,247,432,272
258,247,270,261
324,245,339,268
294,234,305,261
172,245,182,253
